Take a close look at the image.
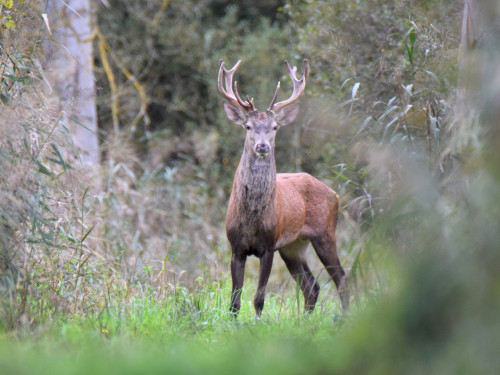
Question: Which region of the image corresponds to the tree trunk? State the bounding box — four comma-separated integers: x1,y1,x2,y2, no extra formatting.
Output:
460,0,500,162
459,0,500,104
460,0,500,68
45,0,99,165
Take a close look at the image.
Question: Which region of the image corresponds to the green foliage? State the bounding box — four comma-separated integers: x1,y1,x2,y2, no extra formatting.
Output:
277,0,460,251
95,0,295,181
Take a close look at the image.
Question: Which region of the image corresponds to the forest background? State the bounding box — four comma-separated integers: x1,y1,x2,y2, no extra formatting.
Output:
1,0,500,374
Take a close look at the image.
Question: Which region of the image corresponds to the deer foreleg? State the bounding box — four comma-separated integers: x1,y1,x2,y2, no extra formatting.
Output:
254,250,274,317
230,252,246,316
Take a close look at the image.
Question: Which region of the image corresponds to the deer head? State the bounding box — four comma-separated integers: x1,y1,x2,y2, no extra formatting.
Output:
218,59,309,158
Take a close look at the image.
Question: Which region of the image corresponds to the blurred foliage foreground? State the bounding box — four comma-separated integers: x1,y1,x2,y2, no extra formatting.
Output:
1,0,500,374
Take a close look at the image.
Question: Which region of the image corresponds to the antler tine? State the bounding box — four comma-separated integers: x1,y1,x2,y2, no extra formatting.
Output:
268,59,309,112
218,60,256,112
218,59,239,102
268,81,281,110
233,81,255,111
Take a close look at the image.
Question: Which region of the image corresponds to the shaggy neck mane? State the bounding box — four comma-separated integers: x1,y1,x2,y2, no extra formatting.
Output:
234,149,276,215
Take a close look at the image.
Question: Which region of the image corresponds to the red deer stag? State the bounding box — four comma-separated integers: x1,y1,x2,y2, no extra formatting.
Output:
218,59,349,317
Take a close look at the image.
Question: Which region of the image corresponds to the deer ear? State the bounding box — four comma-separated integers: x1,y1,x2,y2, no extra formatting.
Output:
274,103,300,126
223,101,248,125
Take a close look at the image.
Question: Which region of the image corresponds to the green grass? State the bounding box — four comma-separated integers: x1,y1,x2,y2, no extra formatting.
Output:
0,280,353,375
0,325,345,375
3,248,499,375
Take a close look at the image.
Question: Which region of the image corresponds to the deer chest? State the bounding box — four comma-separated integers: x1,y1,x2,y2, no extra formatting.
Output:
226,213,277,258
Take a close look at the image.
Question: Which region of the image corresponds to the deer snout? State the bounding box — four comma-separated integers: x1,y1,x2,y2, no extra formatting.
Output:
255,143,270,156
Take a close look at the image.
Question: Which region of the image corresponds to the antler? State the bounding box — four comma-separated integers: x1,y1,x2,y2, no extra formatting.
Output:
218,60,256,112
268,59,309,113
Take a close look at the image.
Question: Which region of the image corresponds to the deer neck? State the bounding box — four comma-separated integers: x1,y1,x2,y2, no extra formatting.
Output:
234,146,276,214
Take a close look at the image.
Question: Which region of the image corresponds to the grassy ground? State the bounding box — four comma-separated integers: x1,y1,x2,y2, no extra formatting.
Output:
0,281,355,375
2,267,500,375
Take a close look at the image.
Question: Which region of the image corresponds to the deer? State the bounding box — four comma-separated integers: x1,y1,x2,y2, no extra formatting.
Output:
218,58,349,318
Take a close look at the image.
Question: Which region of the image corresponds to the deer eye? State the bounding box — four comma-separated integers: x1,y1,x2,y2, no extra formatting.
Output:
245,125,251,130
273,126,278,131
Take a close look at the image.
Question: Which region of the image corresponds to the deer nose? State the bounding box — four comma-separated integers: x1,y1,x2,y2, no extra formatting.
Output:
255,143,270,155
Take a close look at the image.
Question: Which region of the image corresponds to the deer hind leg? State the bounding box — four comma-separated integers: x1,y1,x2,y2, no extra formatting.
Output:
279,240,320,312
311,235,349,312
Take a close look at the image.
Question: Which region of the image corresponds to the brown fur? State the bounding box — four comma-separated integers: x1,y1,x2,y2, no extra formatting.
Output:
225,111,349,317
